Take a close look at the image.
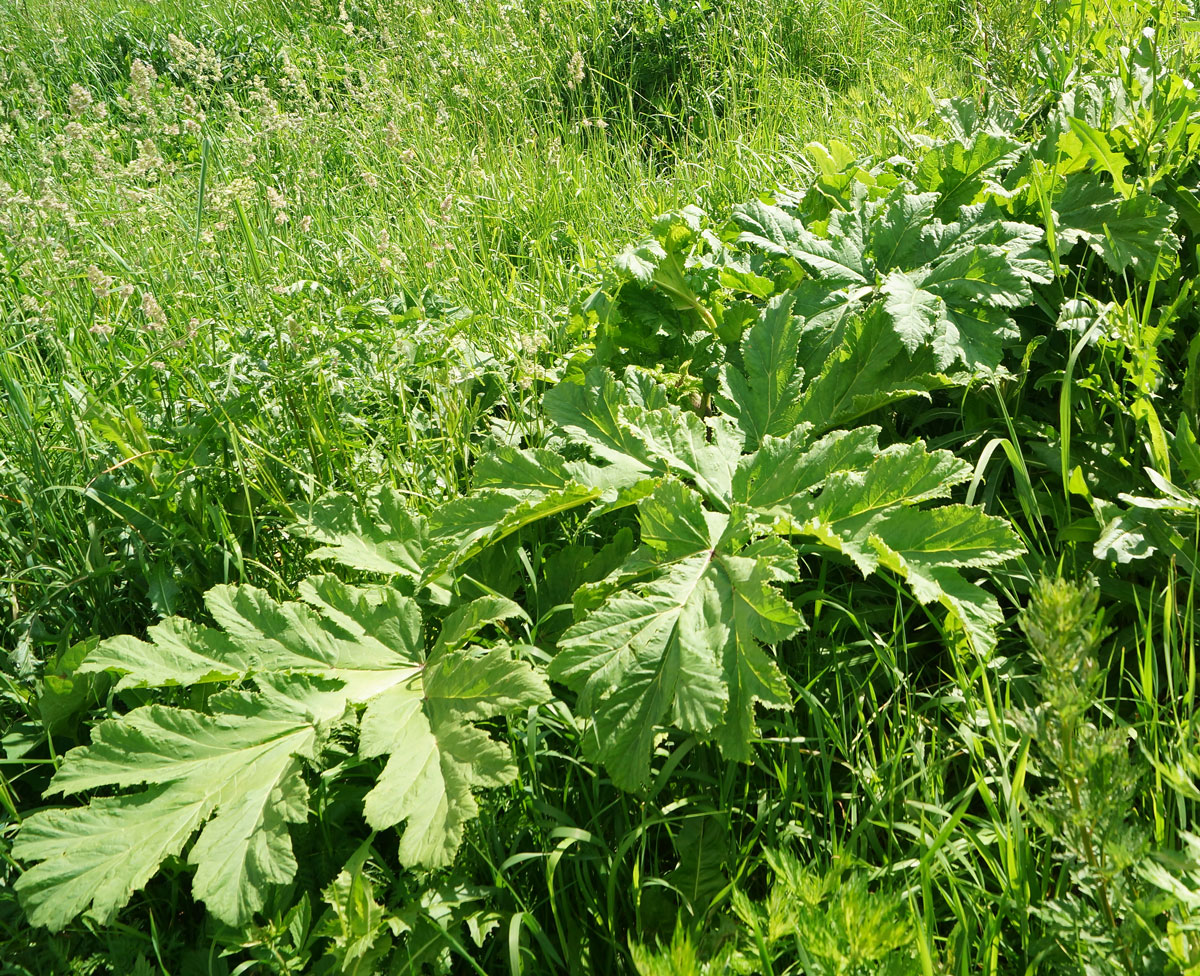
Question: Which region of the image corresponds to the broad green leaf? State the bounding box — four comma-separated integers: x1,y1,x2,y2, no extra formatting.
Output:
781,445,1018,649
551,481,797,789
1054,173,1177,277
291,489,426,580
475,444,638,500
716,291,806,448
881,270,943,352
734,186,1044,375
617,403,742,508
793,441,973,534
917,130,1024,216
543,367,743,507
614,239,666,282
613,232,719,333
22,580,550,931
543,367,668,478
82,581,423,703
794,307,944,431
713,554,799,760
904,205,1048,283
870,191,939,272
433,594,529,655
295,576,427,701
473,445,574,492
733,199,870,286
733,425,879,513
637,479,724,558
718,264,775,299
932,302,1015,373
423,484,604,582
359,645,549,867
189,729,312,926
1094,512,1157,563
13,788,213,931
730,200,806,258
297,575,423,659
205,584,342,667
16,680,325,928
919,244,1031,310
82,618,250,691
868,505,1025,571
790,279,864,349
553,552,729,790
916,245,1028,369
667,814,730,914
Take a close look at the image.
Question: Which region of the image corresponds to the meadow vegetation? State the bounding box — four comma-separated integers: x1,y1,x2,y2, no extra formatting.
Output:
2,0,1199,973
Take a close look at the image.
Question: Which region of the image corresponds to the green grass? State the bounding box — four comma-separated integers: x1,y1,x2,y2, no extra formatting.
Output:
7,0,1200,973
0,0,1041,648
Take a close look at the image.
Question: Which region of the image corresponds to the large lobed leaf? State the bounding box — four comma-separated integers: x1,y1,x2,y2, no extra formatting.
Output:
460,297,1023,789
291,487,427,581
14,578,549,931
550,481,799,789
732,185,1048,373
15,677,330,930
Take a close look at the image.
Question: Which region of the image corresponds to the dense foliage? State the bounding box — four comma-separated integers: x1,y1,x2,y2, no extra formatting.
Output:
3,0,1200,973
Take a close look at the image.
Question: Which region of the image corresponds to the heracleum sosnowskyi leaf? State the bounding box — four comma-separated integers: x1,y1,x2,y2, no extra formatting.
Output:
14,676,336,930
733,194,871,288
915,123,1024,217
428,295,1024,789
359,642,550,867
14,576,550,931
291,487,428,582
716,291,807,449
420,484,606,585
549,480,797,789
1052,171,1178,277
881,270,943,352
870,190,940,272
729,183,1049,372
82,577,425,701
789,305,947,432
